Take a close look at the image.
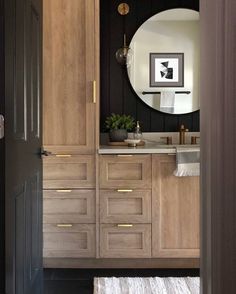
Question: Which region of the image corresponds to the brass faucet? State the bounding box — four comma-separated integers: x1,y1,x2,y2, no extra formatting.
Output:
179,124,189,144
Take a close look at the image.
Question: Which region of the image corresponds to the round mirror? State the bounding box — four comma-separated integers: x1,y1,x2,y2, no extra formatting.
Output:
127,9,200,115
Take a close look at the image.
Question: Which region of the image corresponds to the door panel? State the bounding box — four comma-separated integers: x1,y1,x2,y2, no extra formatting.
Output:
15,186,26,294
30,6,40,138
5,0,43,293
14,0,27,141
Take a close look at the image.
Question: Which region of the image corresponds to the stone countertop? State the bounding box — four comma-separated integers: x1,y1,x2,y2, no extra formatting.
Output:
98,144,176,154
98,143,200,154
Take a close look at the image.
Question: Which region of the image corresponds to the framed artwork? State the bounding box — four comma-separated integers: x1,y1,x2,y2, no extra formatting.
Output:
150,53,184,87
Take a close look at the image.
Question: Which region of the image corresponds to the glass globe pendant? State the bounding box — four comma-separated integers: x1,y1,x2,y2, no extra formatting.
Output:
116,34,133,66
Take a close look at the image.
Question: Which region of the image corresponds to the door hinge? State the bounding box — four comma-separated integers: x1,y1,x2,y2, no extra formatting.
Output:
0,115,4,139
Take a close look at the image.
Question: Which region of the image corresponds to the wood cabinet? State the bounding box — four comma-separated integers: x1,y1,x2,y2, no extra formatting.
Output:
152,155,200,258
43,155,95,189
100,190,151,224
43,0,99,154
100,224,151,258
43,224,96,258
42,0,99,261
43,190,95,224
100,155,151,189
99,155,152,258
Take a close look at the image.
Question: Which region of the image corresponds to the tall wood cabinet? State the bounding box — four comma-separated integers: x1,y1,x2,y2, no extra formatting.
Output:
43,0,99,262
43,0,99,154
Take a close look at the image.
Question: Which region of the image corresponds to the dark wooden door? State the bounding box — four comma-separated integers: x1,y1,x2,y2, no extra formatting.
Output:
0,0,5,293
5,0,43,293
201,0,236,293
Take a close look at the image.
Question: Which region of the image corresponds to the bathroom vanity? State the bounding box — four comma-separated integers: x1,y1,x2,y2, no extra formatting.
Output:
43,143,200,268
42,0,200,269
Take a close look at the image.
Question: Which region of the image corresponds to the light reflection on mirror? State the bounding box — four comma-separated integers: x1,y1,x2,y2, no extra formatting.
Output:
127,9,200,115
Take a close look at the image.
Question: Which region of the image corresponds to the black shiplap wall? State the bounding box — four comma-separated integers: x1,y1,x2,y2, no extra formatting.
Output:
0,0,4,292
100,0,200,132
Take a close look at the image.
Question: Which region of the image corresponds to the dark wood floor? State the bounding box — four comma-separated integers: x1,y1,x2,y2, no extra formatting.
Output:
44,268,200,294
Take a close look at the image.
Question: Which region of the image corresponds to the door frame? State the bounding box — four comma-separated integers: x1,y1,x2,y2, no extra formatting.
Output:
1,0,236,293
0,0,5,292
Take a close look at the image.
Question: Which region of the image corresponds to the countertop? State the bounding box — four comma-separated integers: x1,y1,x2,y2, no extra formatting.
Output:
98,143,200,154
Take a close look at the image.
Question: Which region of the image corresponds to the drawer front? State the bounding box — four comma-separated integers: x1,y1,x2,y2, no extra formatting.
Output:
100,190,151,223
43,224,95,258
100,224,151,258
43,190,95,224
100,155,151,189
43,155,95,189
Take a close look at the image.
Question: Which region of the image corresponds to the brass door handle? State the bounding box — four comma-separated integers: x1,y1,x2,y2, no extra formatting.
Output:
40,148,52,157
93,80,96,103
117,189,133,193
56,190,72,193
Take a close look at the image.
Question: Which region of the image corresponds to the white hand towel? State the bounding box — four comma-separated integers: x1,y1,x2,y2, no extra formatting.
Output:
160,91,175,113
174,147,200,177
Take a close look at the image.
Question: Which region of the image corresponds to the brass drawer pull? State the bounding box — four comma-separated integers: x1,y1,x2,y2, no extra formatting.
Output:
57,224,73,228
117,154,133,157
56,190,72,193
117,224,133,227
56,154,72,157
167,153,175,156
117,189,133,193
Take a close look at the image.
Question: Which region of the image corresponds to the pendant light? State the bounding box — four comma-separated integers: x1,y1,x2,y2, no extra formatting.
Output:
115,3,133,66
115,34,133,66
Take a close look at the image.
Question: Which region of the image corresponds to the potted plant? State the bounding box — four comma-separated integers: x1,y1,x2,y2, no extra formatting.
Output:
105,113,135,142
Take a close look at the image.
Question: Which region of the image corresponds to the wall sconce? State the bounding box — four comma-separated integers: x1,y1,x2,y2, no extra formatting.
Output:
115,34,133,66
115,3,133,66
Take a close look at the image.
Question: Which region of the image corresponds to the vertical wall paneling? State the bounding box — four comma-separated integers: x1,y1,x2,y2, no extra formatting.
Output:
100,0,200,132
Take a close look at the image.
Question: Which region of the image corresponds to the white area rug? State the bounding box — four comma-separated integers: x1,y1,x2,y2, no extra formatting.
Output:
94,277,200,294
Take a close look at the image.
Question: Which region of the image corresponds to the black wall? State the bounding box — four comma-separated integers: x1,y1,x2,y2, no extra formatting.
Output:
100,0,200,132
0,0,4,292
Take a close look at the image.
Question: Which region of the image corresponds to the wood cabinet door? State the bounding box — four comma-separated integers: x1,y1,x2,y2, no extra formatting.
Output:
43,224,96,258
100,190,151,224
43,0,99,154
43,155,95,189
100,224,151,258
43,189,95,224
152,155,200,258
100,155,152,189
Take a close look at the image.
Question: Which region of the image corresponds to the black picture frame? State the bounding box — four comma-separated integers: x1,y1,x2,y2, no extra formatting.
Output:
150,53,184,87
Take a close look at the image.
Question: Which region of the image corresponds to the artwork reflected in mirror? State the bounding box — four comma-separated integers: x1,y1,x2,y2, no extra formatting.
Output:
150,53,184,87
127,9,200,115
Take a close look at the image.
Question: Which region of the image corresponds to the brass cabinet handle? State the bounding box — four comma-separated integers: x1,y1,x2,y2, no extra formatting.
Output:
56,154,72,157
117,154,133,157
93,80,96,103
57,224,73,228
117,224,133,227
117,189,133,193
56,190,72,193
